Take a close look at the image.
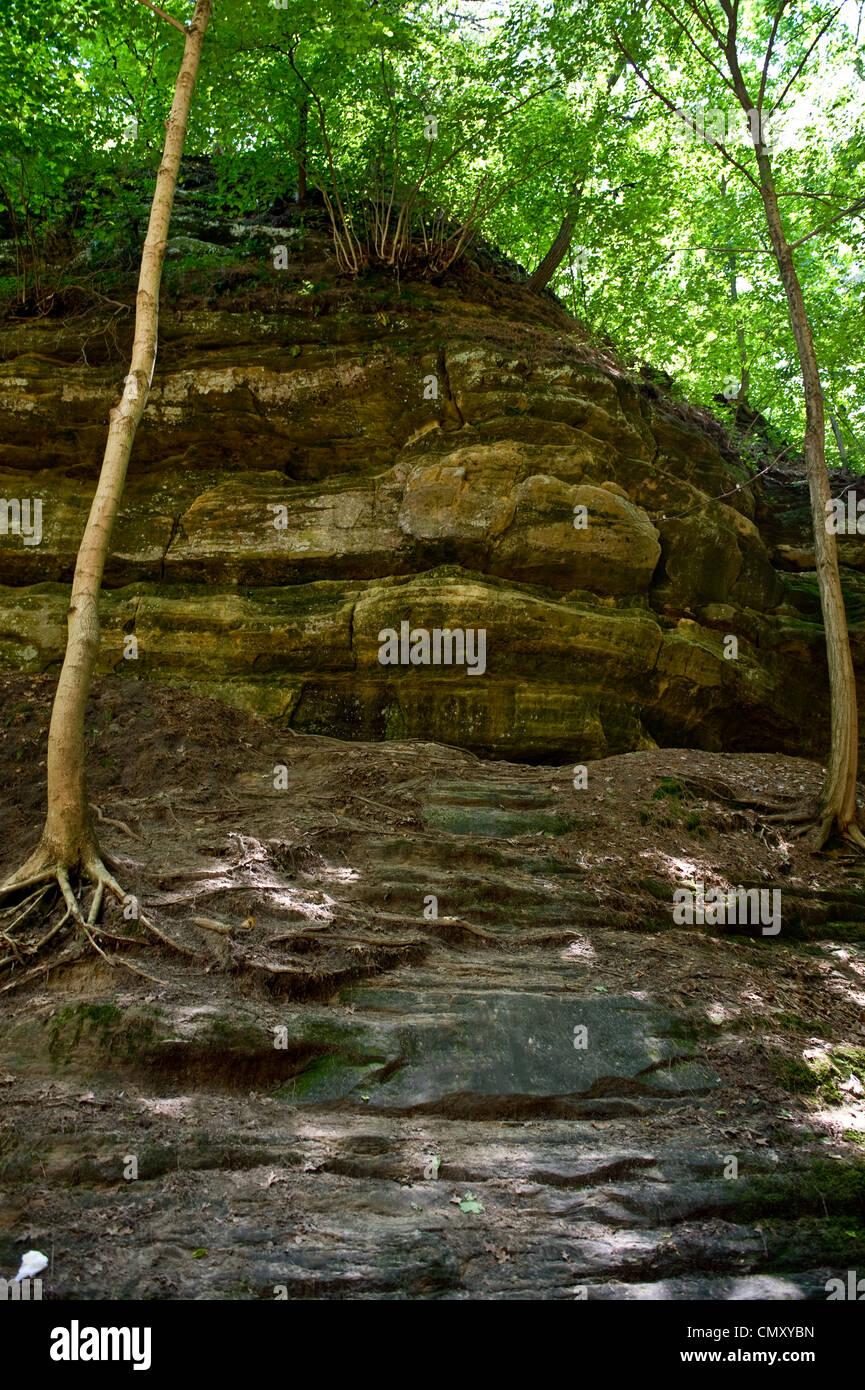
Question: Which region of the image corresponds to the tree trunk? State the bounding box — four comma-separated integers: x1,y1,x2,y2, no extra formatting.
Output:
38,0,213,872
828,375,861,466
297,101,308,207
726,248,750,414
527,196,579,292
751,141,861,844
827,402,850,467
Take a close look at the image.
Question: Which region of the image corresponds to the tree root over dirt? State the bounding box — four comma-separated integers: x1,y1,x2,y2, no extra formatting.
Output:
762,805,865,852
677,776,865,852
0,847,196,993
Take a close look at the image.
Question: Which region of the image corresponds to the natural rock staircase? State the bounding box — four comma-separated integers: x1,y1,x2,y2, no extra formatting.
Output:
1,694,862,1300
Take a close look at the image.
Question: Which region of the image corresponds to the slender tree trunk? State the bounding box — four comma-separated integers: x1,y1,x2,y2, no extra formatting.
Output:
527,191,580,292
828,374,861,465
613,22,861,845
297,101,308,207
726,250,750,413
719,179,750,415
750,141,861,844
33,0,213,874
827,402,850,467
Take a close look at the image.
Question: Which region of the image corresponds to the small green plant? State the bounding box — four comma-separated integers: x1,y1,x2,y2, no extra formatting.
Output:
652,777,686,801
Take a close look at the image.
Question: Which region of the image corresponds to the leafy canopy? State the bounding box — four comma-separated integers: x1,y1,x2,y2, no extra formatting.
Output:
1,0,862,462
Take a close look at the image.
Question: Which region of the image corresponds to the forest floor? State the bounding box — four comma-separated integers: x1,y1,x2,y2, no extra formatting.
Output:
1,673,864,1299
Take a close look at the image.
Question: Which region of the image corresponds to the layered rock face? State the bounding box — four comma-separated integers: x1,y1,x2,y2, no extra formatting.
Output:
0,212,862,758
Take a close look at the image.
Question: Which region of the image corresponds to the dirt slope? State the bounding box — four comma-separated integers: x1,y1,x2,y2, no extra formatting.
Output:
1,675,863,1299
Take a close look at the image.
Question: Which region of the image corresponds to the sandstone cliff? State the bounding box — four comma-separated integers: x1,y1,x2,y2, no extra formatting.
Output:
1,191,862,759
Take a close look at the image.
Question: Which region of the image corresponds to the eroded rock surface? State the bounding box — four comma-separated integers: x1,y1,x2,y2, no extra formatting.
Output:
1,210,862,759
0,682,863,1300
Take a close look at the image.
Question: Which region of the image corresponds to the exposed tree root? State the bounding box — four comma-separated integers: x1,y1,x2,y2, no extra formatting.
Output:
763,809,815,825
676,777,865,852
0,933,82,995
758,801,865,852
678,775,782,808
190,915,236,935
841,822,865,852
0,884,52,940
91,803,142,842
0,846,196,990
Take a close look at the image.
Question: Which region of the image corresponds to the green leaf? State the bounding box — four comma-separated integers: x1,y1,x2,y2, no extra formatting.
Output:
459,1192,485,1214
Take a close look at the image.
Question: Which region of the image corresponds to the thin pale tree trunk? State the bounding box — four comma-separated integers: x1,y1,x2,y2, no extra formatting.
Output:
828,376,861,465
827,402,850,467
726,249,750,412
613,17,862,847
7,0,213,886
750,137,862,846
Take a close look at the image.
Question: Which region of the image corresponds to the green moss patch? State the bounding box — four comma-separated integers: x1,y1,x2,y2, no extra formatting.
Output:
768,1045,865,1105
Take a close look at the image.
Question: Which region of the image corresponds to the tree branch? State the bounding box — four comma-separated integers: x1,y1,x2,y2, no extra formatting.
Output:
688,244,772,253
777,190,851,202
789,195,865,248
758,1,791,111
654,0,736,91
768,6,842,116
132,0,187,34
686,0,725,47
612,30,761,190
